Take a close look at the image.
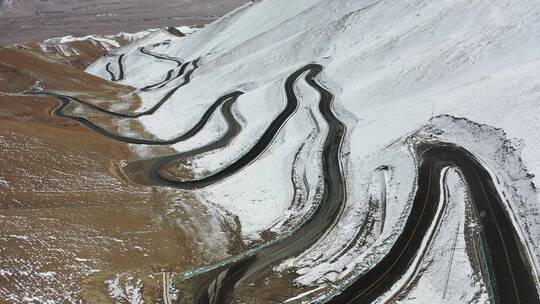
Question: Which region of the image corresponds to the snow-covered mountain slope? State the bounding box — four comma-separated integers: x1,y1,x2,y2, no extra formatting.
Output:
85,0,540,302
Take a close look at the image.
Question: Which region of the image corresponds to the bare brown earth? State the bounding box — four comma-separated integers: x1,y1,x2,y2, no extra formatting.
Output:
0,36,240,302
0,94,227,302
0,46,142,111
14,38,132,69
0,0,248,46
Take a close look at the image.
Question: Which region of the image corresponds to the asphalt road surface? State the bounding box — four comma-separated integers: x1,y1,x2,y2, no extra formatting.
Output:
326,143,539,304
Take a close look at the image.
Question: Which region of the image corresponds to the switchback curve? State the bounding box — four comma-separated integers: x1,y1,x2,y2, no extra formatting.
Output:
325,143,539,304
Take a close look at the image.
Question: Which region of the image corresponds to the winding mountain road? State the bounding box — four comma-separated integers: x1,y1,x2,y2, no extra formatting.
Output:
36,51,539,303
139,47,190,92
172,63,348,304
48,59,199,119
30,52,202,145
105,53,125,81
46,88,235,146
146,64,329,190
124,92,243,185
326,143,539,304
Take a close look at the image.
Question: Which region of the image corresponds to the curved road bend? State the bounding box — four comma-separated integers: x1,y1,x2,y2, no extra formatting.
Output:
105,53,125,82
140,46,183,67
117,53,125,81
140,69,174,92
140,61,191,92
151,64,329,190
48,91,242,146
141,69,174,91
325,143,539,304
105,62,117,82
38,55,539,303
139,47,190,92
36,48,193,144
124,93,243,185
35,58,199,118
172,63,347,304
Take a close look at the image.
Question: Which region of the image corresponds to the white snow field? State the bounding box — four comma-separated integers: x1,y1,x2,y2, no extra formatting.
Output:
86,0,540,302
